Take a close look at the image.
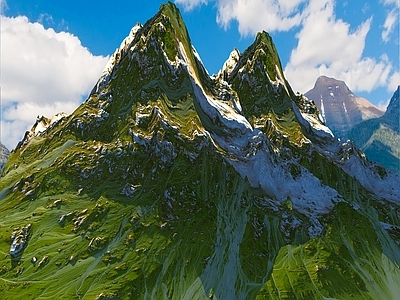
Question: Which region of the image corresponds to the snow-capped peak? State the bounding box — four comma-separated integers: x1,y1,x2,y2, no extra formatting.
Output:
16,112,68,150
34,112,68,136
222,48,240,76
119,23,142,51
94,23,143,93
213,48,240,81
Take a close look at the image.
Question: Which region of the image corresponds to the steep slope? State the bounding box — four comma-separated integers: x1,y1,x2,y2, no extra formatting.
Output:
305,76,384,138
0,141,10,174
348,86,400,175
0,3,399,299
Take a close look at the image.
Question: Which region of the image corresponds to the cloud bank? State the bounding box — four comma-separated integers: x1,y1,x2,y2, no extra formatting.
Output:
284,0,394,94
1,15,108,150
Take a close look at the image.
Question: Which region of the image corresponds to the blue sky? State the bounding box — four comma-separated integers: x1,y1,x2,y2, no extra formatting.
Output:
0,0,399,149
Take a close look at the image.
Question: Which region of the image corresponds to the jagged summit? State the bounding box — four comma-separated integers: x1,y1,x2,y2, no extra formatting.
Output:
384,85,399,130
1,3,399,299
305,75,384,137
221,31,287,90
15,113,68,150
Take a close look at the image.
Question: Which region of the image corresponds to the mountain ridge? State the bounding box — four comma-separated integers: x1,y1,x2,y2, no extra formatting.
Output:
0,3,399,299
348,86,400,175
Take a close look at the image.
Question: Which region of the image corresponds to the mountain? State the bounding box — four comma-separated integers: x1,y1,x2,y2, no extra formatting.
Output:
304,76,384,138
0,3,399,299
0,141,10,174
348,86,400,175
15,113,68,150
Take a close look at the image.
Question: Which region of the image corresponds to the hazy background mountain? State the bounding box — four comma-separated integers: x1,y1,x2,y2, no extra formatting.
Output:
305,76,384,138
348,87,400,175
0,142,10,174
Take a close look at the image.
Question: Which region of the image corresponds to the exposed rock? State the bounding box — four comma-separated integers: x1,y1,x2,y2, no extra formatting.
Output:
10,224,32,257
121,183,141,197
0,142,10,174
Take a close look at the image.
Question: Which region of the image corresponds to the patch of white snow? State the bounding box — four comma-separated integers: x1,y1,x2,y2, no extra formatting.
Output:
292,103,334,139
320,96,326,123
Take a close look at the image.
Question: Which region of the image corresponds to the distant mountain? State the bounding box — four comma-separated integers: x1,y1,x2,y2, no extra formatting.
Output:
0,142,9,174
348,86,400,175
0,3,399,299
305,76,384,138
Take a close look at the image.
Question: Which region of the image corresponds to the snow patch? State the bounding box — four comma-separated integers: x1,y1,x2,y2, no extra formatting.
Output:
342,102,348,115
314,139,400,205
34,112,67,135
119,23,142,51
178,42,252,137
274,64,290,96
192,45,209,75
320,96,326,123
292,103,334,139
217,48,240,79
229,148,338,218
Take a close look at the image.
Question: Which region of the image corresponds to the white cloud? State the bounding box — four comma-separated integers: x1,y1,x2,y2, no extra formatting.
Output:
0,120,29,151
1,101,78,149
176,0,307,34
175,0,210,11
215,0,306,35
383,0,400,8
382,8,398,42
388,71,400,92
284,0,394,95
0,15,108,150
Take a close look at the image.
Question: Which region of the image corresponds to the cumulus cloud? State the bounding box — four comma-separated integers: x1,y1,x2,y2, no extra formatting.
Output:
388,71,400,92
284,0,394,94
0,15,109,150
175,0,210,11
383,0,400,7
176,0,307,34
215,0,307,35
1,102,78,149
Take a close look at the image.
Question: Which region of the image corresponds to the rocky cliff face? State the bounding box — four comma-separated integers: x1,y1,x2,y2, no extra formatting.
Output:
348,86,400,175
305,76,384,138
0,3,399,299
0,141,10,174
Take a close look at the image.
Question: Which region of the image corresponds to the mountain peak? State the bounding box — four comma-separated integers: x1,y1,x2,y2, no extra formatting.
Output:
382,85,399,131
16,112,68,150
159,1,182,18
314,75,351,93
305,76,384,137
255,30,274,47
385,85,399,116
